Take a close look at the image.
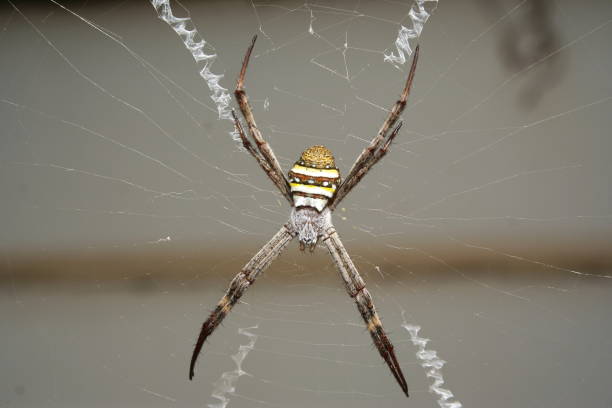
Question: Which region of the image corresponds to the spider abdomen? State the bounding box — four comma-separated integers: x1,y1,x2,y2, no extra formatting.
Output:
289,145,340,212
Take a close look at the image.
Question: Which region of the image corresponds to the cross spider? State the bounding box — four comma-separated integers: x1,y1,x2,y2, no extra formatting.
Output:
189,35,419,397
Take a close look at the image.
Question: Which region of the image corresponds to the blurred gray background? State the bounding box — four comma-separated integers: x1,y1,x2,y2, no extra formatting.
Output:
0,0,611,407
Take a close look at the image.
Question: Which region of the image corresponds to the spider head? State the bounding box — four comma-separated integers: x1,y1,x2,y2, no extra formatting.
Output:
288,145,340,212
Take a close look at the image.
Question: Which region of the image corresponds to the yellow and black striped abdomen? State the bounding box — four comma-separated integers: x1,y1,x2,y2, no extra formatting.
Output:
289,146,340,212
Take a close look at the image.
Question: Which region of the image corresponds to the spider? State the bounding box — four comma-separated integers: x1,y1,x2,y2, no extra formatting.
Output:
189,35,419,397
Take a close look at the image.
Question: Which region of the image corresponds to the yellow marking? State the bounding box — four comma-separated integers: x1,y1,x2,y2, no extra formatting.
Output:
291,165,339,178
218,295,229,308
367,315,382,332
218,296,232,314
367,320,376,332
290,182,335,193
300,145,335,167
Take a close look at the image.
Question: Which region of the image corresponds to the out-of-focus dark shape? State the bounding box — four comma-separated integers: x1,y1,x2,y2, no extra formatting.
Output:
479,0,566,109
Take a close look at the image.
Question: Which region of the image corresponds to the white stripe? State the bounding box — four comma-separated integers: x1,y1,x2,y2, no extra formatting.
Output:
291,165,340,178
290,184,334,198
294,196,328,211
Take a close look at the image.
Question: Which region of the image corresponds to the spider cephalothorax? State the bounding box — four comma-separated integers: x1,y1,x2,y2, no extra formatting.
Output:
289,205,332,251
189,35,419,397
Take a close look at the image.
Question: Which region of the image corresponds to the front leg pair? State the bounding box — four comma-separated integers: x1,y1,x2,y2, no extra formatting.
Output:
190,226,409,397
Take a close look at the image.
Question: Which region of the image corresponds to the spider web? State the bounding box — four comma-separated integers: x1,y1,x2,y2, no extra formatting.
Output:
1,1,611,408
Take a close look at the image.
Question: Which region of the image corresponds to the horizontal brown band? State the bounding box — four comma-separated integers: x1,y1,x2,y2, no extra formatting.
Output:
291,191,331,200
288,171,340,187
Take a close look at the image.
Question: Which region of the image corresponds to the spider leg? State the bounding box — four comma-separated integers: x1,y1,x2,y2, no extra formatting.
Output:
331,121,403,204
234,35,293,203
189,224,295,380
322,228,409,397
232,110,291,203
330,46,419,210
